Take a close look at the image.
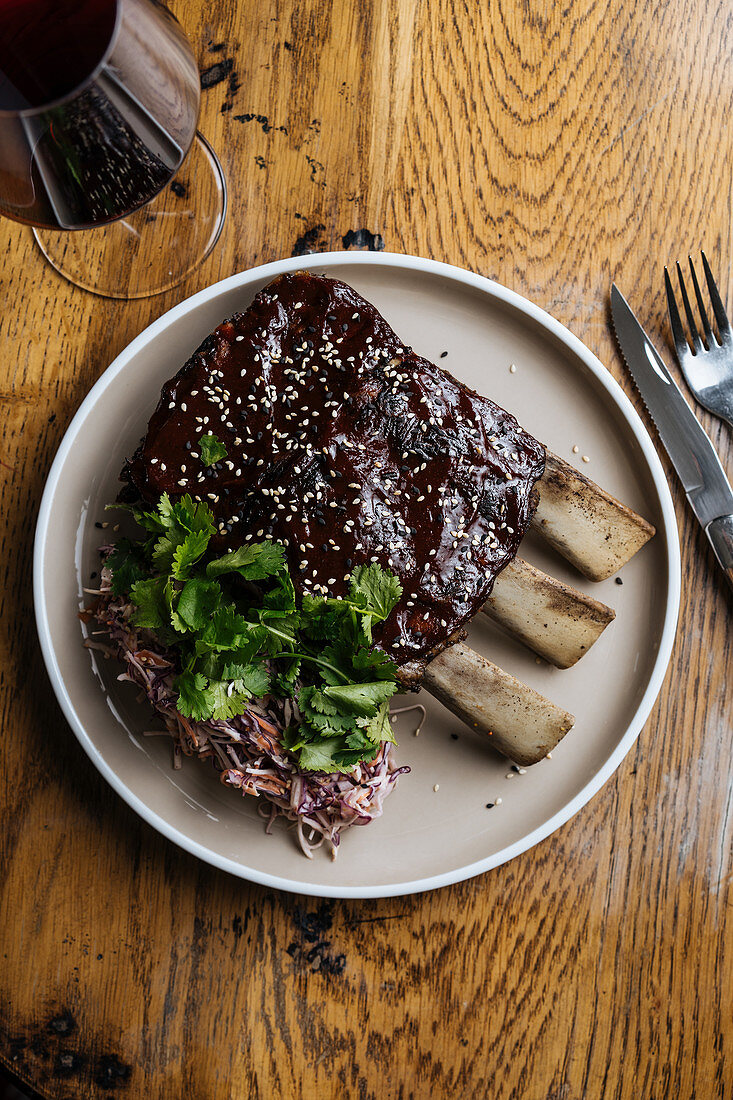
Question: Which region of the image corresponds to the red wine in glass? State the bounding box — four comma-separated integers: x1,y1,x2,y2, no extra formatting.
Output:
0,0,226,297
0,0,203,230
0,0,119,111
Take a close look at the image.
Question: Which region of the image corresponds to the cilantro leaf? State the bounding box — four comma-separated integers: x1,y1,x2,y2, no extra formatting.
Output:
151,530,186,574
298,684,341,716
356,703,395,745
332,748,378,769
221,662,271,696
349,563,402,623
313,645,354,686
344,730,375,751
297,738,344,773
172,528,211,579
171,495,216,536
200,604,255,650
300,710,357,735
130,494,173,534
106,539,149,597
206,541,286,581
352,645,399,682
129,576,168,629
175,671,211,720
171,578,221,632
299,593,327,625
204,679,250,721
322,680,396,717
199,433,227,466
262,570,296,612
223,629,272,665
258,616,299,655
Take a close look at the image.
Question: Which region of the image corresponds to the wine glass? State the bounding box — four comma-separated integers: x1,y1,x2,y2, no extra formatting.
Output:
0,0,227,299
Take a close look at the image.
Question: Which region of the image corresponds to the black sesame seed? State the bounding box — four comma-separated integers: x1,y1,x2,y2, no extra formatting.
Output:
326,313,337,322
185,440,192,450
485,803,495,809
321,543,328,551
90,570,98,579
450,733,458,740
440,351,448,358
256,431,263,440
317,517,326,526
615,577,623,585
94,522,103,529
341,322,348,332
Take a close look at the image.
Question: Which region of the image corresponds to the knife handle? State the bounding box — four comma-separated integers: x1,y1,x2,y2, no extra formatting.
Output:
706,514,733,593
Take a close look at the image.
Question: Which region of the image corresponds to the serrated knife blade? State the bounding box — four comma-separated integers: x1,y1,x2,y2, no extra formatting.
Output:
611,283,733,592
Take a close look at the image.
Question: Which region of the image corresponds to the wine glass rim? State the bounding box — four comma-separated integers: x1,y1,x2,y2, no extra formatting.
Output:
0,0,123,119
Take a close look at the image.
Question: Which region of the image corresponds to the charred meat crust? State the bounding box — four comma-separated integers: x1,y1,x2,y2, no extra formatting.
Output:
122,272,546,682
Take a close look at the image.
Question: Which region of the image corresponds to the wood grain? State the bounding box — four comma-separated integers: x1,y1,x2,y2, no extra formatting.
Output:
1,0,732,1097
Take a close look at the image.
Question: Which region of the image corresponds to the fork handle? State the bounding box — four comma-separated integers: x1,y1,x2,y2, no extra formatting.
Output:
705,514,733,594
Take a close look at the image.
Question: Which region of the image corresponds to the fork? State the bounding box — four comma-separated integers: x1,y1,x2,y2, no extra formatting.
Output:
664,252,733,429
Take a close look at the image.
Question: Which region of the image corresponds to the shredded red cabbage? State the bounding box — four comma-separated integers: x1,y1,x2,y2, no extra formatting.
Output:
85,565,409,859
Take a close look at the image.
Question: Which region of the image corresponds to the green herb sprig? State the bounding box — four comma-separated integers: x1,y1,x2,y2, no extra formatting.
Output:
105,494,402,772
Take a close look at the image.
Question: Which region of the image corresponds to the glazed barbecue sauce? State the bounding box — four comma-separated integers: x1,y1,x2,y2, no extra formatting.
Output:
123,273,546,681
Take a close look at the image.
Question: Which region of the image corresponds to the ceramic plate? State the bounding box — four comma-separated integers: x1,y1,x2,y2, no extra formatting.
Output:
34,252,680,897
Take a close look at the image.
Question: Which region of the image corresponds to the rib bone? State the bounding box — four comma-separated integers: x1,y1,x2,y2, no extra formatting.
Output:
533,453,655,580
485,557,615,668
423,643,575,766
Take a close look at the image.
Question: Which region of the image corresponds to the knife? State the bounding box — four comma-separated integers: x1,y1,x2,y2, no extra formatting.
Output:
610,283,733,593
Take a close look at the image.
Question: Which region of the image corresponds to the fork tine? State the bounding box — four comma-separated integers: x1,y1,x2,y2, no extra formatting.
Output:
676,261,704,352
687,256,715,348
665,267,690,360
701,251,732,342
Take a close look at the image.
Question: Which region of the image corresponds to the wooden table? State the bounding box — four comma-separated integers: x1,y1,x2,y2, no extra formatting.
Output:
2,1,732,1097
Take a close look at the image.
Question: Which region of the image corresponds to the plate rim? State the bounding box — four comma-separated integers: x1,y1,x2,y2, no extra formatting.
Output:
33,250,681,898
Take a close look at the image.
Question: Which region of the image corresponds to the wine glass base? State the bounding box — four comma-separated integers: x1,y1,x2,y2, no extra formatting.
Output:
32,133,227,300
